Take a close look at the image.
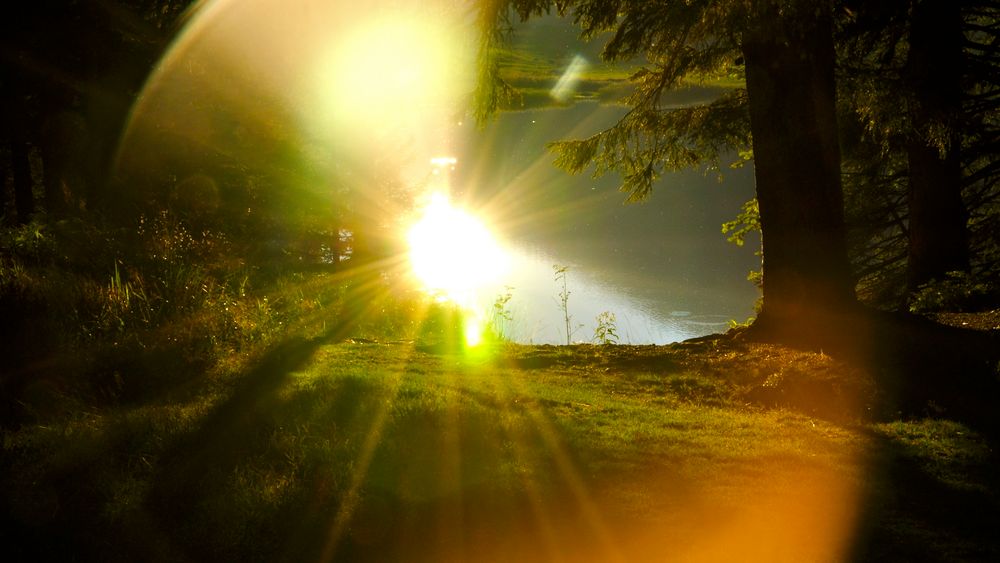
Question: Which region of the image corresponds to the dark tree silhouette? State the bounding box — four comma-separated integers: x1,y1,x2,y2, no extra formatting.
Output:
903,0,970,291
741,2,856,335
0,1,191,220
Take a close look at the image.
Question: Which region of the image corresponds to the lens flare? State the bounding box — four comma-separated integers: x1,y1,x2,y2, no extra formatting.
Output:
407,192,509,306
550,54,589,102
317,10,466,131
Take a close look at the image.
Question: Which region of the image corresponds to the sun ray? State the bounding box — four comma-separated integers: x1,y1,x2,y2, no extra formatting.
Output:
318,336,427,561
454,105,628,240
496,368,628,562
486,373,574,562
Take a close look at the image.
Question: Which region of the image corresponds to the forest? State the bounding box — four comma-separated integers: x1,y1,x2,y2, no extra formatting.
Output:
3,1,1000,561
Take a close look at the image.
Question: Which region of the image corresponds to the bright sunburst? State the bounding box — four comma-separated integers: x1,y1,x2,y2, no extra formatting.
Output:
407,192,509,305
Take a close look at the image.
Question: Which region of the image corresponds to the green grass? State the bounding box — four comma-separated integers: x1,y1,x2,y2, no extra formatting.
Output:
4,335,998,562
2,218,997,561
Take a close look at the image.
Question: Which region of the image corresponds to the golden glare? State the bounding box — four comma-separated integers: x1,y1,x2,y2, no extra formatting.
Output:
407,193,509,305
322,12,461,125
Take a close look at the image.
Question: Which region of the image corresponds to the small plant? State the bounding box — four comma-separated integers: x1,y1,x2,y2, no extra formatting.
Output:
488,286,515,341
728,316,755,330
593,311,619,345
104,260,152,331
553,264,582,345
1,219,56,264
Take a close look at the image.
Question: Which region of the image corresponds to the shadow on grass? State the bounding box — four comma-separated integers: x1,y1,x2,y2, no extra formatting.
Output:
746,308,1000,435
128,352,602,563
129,323,362,560
851,428,1000,562
2,269,417,561
268,405,579,563
1,326,343,561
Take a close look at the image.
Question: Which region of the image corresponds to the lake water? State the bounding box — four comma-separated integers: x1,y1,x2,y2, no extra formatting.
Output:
449,103,761,344
473,244,745,345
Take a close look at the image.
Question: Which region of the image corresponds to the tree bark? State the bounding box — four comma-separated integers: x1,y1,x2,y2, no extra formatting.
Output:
905,0,969,291
10,134,35,225
742,3,857,341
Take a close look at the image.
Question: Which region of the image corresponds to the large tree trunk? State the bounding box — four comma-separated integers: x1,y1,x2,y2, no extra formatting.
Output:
742,3,857,342
905,0,969,291
907,143,968,288
10,134,35,225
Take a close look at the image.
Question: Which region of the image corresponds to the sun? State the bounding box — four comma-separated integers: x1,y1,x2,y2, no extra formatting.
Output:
406,193,509,305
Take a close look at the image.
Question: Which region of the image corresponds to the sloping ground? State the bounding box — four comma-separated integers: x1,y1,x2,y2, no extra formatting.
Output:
2,337,998,562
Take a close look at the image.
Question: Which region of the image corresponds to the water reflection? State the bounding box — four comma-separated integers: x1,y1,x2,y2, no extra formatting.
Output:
475,243,740,345
454,102,760,344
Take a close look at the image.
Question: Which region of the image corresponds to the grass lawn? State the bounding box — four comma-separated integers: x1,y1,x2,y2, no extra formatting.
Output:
3,333,998,562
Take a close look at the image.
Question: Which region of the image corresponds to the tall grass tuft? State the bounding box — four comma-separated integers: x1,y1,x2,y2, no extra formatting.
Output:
553,264,586,344
487,286,515,341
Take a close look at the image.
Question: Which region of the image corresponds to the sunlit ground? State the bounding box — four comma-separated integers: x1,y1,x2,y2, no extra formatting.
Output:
16,330,992,562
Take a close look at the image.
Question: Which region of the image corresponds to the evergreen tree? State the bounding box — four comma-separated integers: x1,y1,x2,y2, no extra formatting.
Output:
838,0,1000,308
476,0,857,343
